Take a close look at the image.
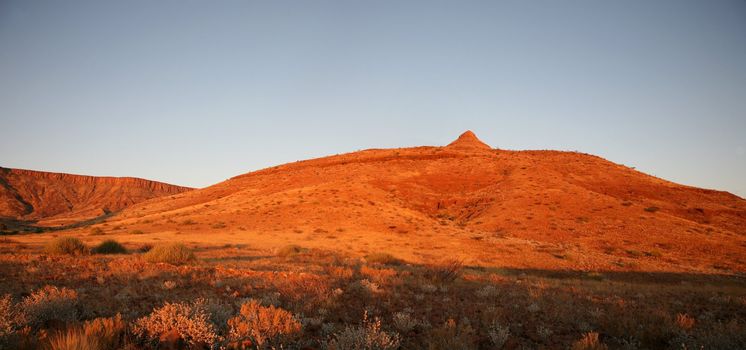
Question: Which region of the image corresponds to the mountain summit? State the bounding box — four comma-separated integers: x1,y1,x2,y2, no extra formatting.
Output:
446,130,492,150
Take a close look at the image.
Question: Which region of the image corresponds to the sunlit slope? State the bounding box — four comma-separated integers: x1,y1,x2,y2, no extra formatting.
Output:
111,131,746,272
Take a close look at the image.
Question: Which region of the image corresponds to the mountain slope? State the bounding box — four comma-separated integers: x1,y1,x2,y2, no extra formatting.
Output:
108,131,746,272
0,167,192,227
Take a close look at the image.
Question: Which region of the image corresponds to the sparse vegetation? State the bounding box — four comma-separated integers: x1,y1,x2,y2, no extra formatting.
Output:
89,227,105,236
130,229,145,235
91,239,127,254
44,237,88,256
143,243,195,264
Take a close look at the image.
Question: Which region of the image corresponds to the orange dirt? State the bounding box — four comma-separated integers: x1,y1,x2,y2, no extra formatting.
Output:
74,131,745,274
0,167,191,227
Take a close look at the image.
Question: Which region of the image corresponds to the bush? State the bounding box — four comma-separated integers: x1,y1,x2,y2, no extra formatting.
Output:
277,244,306,257
227,299,302,348
91,240,127,255
365,253,400,265
88,227,105,236
130,230,144,235
20,285,78,329
326,311,400,350
44,237,88,256
143,243,195,265
132,299,219,348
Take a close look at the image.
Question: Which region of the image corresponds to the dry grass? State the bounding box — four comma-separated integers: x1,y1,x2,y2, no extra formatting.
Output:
365,252,400,265
47,328,100,350
44,237,88,256
143,243,194,265
276,244,306,257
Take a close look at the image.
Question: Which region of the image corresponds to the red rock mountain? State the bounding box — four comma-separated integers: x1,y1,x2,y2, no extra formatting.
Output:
110,131,746,273
0,167,191,227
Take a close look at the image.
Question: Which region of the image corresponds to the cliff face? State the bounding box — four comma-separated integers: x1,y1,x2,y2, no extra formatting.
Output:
0,167,192,226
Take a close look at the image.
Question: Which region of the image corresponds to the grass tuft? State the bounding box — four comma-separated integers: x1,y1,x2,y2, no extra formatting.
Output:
45,237,88,256
91,240,127,255
143,243,195,265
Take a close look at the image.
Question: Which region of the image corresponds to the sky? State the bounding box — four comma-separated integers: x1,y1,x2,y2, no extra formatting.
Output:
1,1,744,197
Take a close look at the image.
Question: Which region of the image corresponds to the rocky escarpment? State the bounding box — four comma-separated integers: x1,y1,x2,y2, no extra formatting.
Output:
0,167,192,226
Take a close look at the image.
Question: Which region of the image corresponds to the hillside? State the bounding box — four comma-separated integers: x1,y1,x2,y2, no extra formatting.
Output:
0,167,192,228
103,131,746,273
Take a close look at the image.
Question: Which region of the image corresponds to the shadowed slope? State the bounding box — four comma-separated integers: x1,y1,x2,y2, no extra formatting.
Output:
108,131,746,273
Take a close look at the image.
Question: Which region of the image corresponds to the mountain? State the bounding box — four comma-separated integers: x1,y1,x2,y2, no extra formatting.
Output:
0,167,192,228
105,131,746,272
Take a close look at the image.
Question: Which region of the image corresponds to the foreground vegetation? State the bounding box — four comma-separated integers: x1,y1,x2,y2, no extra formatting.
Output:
0,238,744,349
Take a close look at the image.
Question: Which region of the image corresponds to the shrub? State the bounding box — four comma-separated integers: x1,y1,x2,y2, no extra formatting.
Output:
129,230,144,235
83,314,127,349
91,240,127,254
365,253,400,265
277,244,306,257
227,299,302,348
46,328,99,350
571,332,608,350
20,285,78,329
44,237,88,256
132,299,219,348
644,206,660,213
326,311,400,350
88,227,105,236
143,243,195,265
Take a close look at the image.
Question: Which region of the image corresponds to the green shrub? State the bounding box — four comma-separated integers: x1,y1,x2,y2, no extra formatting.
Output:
277,244,306,257
45,237,88,256
143,243,195,265
91,240,127,254
365,253,400,265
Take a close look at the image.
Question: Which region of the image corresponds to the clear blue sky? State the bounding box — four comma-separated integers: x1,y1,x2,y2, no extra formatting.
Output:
1,1,744,197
